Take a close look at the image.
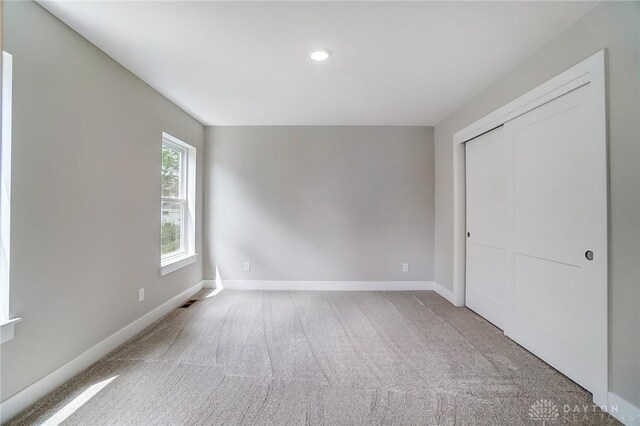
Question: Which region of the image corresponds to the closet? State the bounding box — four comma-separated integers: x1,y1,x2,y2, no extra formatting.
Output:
465,79,607,400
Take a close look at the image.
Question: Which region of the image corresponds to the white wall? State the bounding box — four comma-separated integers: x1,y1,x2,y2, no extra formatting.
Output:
434,1,640,408
204,126,434,283
1,1,204,401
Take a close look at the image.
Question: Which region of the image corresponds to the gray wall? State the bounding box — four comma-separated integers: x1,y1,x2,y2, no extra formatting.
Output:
1,1,204,401
434,1,640,407
205,126,434,282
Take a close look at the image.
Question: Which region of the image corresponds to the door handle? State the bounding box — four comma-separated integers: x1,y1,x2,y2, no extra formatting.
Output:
585,250,594,261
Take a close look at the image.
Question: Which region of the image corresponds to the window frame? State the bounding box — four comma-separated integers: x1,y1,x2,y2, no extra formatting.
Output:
160,132,197,275
161,139,187,260
1,51,21,343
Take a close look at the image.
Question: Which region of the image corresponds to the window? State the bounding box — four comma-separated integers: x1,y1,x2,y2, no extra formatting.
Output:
161,142,186,258
160,133,197,275
1,51,21,343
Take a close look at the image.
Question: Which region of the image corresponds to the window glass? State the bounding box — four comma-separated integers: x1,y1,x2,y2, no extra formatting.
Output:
161,142,187,260
161,201,183,257
161,145,182,198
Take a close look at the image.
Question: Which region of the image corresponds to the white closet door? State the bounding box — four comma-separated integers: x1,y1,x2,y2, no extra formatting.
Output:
465,127,508,330
503,83,607,400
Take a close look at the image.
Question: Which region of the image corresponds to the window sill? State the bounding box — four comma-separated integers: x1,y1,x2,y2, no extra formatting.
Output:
1,318,22,344
161,253,198,276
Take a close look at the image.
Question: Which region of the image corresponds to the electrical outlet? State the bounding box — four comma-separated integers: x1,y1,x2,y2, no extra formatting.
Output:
138,288,145,302
402,263,409,273
244,261,251,272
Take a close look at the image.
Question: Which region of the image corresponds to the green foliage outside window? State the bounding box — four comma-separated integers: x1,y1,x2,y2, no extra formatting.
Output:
161,144,184,256
162,145,182,198
161,220,181,255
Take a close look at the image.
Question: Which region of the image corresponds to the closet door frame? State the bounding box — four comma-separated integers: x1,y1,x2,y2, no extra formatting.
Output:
450,50,607,406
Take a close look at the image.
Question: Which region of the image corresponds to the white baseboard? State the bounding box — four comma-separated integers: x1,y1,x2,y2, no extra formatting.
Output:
0,280,205,424
432,281,460,306
202,279,217,289
217,280,434,291
608,392,640,425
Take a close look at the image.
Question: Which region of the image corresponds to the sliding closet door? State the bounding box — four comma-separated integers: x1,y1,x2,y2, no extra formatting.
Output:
465,127,508,330
503,83,607,398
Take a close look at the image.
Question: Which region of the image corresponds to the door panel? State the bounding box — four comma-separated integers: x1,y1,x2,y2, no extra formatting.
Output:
504,84,607,396
511,101,584,267
465,127,507,330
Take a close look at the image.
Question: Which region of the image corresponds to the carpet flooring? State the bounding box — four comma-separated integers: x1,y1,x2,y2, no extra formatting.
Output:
9,290,618,425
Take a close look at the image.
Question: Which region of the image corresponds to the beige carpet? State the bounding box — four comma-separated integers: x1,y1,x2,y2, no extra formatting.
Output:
9,290,618,425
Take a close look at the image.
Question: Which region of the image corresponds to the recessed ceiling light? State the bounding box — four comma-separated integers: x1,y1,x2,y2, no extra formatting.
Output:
309,48,331,62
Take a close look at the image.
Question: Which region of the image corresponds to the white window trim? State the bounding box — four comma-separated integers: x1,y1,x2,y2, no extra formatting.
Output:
160,132,197,276
161,252,198,276
1,318,21,344
1,51,21,344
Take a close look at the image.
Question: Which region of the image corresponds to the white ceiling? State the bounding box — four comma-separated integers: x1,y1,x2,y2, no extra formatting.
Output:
38,1,597,126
